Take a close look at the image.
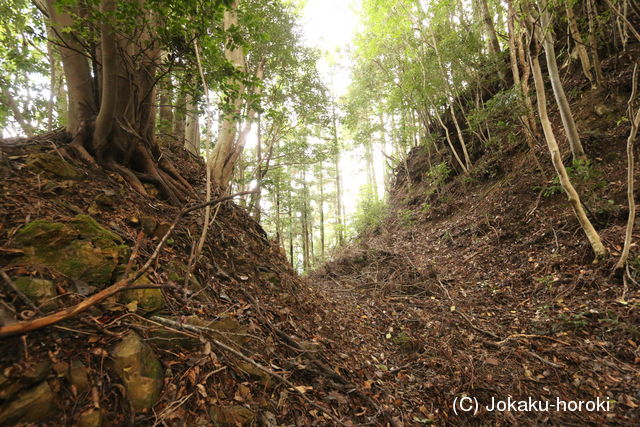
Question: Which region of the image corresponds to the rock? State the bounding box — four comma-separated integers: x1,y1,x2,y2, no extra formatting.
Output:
0,361,51,401
89,191,117,215
140,216,158,235
119,275,165,313
77,408,102,427
166,261,202,291
13,215,129,287
0,381,56,425
153,222,171,239
209,405,254,426
111,331,163,410
183,316,249,347
235,362,271,386
12,277,57,310
27,153,83,179
0,302,16,326
68,360,90,393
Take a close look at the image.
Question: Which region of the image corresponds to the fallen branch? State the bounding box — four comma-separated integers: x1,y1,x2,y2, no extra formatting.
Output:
0,191,256,338
149,316,348,426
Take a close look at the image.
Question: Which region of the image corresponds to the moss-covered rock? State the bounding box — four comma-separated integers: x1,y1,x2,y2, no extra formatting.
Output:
111,332,163,411
27,153,83,180
209,405,254,427
77,408,102,427
152,221,171,239
0,381,56,425
119,275,165,313
68,360,90,393
140,216,158,235
13,215,129,286
12,277,57,310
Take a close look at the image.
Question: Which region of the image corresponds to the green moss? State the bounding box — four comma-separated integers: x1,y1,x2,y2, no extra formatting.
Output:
13,216,128,287
119,275,165,313
27,153,82,180
13,277,57,310
70,215,122,244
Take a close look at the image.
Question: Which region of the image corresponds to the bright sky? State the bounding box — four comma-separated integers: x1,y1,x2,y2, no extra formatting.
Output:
299,0,359,97
299,0,384,219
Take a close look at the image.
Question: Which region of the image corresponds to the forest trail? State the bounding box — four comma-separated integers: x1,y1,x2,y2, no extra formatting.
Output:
308,140,640,425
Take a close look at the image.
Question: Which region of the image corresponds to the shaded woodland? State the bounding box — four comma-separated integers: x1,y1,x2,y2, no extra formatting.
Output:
1,0,640,425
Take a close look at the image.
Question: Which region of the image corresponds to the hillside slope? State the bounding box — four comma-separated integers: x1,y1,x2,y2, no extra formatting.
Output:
310,46,640,425
0,134,387,426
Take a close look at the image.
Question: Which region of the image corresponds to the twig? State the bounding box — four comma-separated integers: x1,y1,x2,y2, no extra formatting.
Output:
0,270,43,315
0,191,255,338
124,231,144,276
150,316,348,426
525,350,562,368
436,280,500,339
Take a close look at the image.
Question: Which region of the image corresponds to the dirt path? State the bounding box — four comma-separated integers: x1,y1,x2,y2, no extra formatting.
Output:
310,171,640,425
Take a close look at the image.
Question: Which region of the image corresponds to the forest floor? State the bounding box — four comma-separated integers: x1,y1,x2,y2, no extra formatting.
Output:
310,50,640,425
1,50,640,427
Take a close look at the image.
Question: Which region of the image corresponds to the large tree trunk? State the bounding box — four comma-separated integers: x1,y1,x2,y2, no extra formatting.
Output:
208,0,245,189
46,0,192,205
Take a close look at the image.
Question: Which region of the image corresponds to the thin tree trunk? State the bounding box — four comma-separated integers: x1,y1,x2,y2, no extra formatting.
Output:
173,91,186,139
539,0,587,162
566,2,594,84
479,0,501,54
318,162,325,260
530,52,606,258
184,94,200,155
616,65,640,269
332,103,345,246
1,86,35,137
287,188,294,266
430,31,472,170
507,0,544,175
586,0,604,86
433,103,468,174
515,10,539,136
46,35,56,131
158,81,173,134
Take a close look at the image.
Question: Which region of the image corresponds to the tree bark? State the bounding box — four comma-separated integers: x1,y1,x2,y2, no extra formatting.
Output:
530,51,606,258
46,0,192,205
479,0,501,55
566,2,594,84
538,0,587,162
208,0,246,189
616,66,640,269
184,94,200,155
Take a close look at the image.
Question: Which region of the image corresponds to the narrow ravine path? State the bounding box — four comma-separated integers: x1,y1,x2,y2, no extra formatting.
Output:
307,158,639,425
